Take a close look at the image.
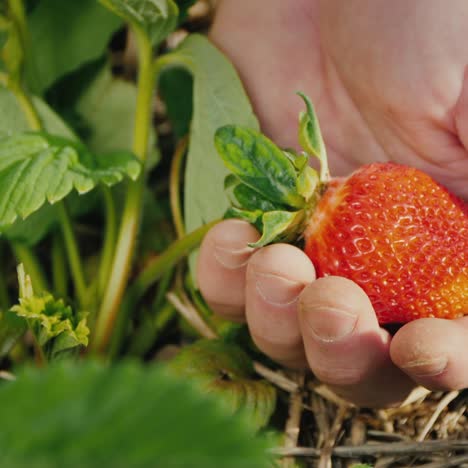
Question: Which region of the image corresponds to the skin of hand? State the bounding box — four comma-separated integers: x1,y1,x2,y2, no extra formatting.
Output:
197,0,468,407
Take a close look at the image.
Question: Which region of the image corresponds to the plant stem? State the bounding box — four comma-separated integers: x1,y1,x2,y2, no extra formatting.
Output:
31,329,47,367
170,136,188,239
130,219,220,304
8,0,27,46
93,182,144,352
92,31,155,353
153,267,175,310
27,321,47,367
98,187,117,298
108,220,219,357
52,233,68,298
9,84,41,131
6,0,40,133
57,203,87,309
11,242,48,293
128,301,175,357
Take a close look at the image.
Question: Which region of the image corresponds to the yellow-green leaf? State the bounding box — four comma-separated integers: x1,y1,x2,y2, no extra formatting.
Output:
10,265,89,360
297,92,329,181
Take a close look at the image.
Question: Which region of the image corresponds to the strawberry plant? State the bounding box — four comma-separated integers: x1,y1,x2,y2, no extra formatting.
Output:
0,0,276,465
0,0,466,466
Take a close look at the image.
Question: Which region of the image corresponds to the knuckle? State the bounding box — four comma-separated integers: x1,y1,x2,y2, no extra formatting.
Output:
311,361,366,386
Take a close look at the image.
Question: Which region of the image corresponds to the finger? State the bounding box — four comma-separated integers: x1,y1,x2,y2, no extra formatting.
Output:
245,244,315,368
390,316,468,391
197,219,259,321
299,277,414,408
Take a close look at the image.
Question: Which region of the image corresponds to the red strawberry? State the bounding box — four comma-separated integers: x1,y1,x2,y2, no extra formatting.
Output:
303,162,467,323
215,93,467,324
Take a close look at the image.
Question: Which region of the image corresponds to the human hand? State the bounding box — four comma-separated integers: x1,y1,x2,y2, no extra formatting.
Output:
196,0,468,407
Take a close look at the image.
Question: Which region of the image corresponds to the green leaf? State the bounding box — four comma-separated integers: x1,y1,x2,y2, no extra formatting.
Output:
174,34,260,225
10,265,89,359
224,207,263,231
250,210,302,248
215,125,305,209
3,190,99,246
0,132,140,228
0,309,26,357
225,175,285,213
159,66,193,138
283,148,308,170
0,86,76,139
99,0,178,46
0,361,274,467
160,34,259,276
75,64,159,166
0,87,76,244
2,203,59,246
297,164,319,201
25,0,123,94
169,339,276,430
297,91,329,181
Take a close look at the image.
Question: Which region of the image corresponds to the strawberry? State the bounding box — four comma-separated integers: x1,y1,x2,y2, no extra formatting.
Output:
303,162,467,323
214,93,467,324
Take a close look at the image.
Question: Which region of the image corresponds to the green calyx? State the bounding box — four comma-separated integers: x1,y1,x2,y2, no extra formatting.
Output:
215,92,329,248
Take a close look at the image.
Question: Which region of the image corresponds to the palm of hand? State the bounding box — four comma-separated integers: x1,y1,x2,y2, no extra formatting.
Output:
211,0,468,200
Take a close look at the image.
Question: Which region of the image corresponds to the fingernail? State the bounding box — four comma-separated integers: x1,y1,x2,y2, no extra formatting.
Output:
213,243,254,269
303,306,357,342
402,357,448,377
254,271,305,306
